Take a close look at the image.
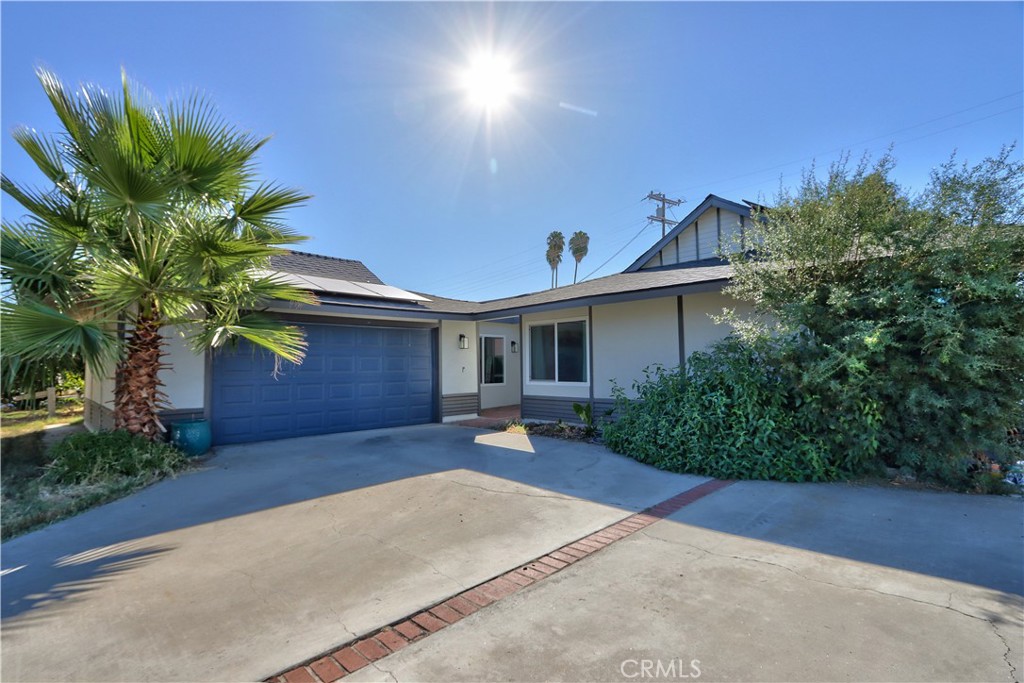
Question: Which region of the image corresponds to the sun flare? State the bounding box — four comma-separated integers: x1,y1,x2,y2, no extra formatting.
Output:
461,53,517,111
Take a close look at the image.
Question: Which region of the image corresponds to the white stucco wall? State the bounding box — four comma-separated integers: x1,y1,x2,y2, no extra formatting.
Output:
439,319,478,396
478,320,521,409
159,327,206,410
682,290,756,358
521,306,590,399
591,297,679,400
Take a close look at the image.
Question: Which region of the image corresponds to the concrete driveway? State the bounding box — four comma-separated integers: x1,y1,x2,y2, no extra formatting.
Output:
2,424,1021,682
0,425,704,682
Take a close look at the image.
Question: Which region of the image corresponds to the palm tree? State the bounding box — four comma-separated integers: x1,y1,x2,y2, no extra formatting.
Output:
569,230,589,284
1,69,315,440
546,230,565,288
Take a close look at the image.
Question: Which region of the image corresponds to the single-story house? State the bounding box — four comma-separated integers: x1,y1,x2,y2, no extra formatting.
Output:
84,194,759,445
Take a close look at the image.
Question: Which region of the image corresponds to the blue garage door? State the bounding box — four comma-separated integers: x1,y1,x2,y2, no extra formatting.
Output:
211,323,436,445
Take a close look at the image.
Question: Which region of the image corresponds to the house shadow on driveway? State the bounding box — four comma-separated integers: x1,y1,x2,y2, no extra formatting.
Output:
1,423,1021,682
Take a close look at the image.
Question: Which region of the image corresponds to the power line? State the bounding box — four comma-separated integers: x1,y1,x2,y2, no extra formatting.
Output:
578,218,652,282
709,104,1024,202
670,90,1024,198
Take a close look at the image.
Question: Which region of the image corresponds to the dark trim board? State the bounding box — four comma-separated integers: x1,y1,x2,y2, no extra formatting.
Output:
521,396,617,424
521,395,589,423
160,408,205,424
593,398,616,421
677,295,686,366
84,398,115,431
272,311,439,329
442,393,480,417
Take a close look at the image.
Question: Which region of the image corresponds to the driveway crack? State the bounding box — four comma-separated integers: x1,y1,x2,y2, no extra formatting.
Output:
370,660,399,682
990,622,1019,682
445,479,574,502
358,532,467,592
233,568,358,642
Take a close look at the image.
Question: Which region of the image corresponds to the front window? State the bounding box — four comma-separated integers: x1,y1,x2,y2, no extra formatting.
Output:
529,321,587,383
481,336,505,385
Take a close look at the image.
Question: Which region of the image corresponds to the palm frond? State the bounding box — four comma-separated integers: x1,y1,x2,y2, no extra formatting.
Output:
1,221,84,305
11,126,68,185
194,312,307,364
162,92,264,199
0,300,118,372
232,183,311,236
35,68,92,152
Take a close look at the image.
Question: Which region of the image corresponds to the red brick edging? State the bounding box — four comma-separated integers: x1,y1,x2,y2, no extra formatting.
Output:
269,478,734,683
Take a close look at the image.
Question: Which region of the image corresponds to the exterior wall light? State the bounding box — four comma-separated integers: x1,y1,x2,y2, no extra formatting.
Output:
458,334,469,350
510,341,518,353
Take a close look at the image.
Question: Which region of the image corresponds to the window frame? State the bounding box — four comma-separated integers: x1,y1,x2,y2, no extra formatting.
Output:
525,318,589,386
479,334,507,386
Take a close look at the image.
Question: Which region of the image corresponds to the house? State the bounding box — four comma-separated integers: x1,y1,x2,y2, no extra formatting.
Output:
83,194,759,445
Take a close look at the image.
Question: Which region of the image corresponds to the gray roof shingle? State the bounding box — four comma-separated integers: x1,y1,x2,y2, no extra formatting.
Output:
413,259,733,316
270,250,384,285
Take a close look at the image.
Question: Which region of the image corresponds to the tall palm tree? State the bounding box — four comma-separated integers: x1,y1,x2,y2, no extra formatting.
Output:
546,230,565,288
1,69,315,440
569,230,589,284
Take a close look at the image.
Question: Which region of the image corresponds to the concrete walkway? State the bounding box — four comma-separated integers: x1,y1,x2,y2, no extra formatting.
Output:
344,501,1023,682
0,425,702,682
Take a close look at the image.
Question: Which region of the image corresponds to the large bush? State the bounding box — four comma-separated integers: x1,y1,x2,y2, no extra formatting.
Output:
724,148,1024,485
603,337,882,482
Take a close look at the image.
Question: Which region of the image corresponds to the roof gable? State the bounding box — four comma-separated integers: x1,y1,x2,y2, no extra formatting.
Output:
624,194,752,273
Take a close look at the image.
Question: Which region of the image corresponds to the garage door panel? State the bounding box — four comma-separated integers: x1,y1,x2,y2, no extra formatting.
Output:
330,357,355,372
260,385,290,402
328,383,355,400
296,384,324,401
211,323,436,445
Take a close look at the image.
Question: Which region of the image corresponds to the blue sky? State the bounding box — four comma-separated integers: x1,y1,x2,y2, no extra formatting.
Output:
2,2,1021,301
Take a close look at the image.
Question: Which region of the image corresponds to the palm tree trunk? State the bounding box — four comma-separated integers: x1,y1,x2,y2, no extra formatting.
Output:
114,313,168,440
574,261,579,284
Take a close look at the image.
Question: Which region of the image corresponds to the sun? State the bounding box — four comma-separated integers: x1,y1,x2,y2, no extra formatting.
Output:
460,53,517,111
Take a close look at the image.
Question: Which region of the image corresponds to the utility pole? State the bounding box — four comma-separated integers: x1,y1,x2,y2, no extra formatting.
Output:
646,191,683,237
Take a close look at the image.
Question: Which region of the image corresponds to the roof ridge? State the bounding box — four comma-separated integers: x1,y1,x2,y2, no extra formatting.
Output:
281,249,365,265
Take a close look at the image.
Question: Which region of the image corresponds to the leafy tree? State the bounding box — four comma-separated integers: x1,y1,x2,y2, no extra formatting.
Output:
569,230,589,284
726,147,1024,482
546,230,565,288
1,69,315,440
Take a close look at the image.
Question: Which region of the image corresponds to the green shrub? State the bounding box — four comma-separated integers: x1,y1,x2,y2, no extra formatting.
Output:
45,430,188,486
57,371,85,395
726,147,1024,487
603,336,882,482
572,401,597,437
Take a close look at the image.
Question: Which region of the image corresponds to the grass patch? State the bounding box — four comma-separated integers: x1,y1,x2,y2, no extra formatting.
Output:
1,428,191,540
0,403,84,438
